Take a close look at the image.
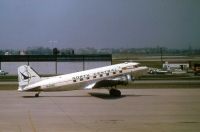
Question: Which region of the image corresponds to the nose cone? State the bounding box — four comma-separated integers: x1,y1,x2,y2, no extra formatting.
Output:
131,66,148,78
140,66,149,75
141,66,149,74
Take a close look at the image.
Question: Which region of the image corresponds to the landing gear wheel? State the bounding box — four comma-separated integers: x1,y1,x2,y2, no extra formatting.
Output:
35,92,40,97
109,89,121,97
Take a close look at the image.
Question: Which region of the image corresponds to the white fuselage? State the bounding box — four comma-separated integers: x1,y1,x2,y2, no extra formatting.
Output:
18,62,147,92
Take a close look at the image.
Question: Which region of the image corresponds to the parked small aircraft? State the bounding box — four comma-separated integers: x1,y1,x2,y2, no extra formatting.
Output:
18,62,148,97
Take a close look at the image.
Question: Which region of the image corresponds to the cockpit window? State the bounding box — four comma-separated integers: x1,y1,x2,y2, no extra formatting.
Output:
134,64,141,68
126,66,134,69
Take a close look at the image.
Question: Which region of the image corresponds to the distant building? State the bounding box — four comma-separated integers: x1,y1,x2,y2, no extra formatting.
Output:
19,51,26,55
163,61,189,71
4,52,10,55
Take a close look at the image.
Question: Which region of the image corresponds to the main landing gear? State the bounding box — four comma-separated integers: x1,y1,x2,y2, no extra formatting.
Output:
35,92,40,97
109,89,121,97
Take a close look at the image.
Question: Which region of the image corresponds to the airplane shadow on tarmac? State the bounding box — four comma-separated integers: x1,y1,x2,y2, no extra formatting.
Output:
22,93,155,100
22,95,91,98
22,93,124,99
88,92,126,99
88,92,155,99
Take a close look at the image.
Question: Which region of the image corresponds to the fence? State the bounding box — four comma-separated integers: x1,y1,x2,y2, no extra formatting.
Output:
0,54,112,75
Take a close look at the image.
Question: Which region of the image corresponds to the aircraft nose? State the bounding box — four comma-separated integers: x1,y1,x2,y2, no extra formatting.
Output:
131,66,148,78
141,66,149,74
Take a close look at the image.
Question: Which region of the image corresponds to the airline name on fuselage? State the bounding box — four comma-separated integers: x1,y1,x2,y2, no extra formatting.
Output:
72,68,119,80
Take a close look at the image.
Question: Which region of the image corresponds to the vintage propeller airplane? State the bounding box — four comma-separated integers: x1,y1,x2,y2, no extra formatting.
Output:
18,62,148,97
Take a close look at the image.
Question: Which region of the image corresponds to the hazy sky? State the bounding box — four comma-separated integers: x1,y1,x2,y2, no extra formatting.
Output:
0,0,199,49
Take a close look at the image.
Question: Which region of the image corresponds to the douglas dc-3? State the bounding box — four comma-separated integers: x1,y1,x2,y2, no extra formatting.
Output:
18,62,148,97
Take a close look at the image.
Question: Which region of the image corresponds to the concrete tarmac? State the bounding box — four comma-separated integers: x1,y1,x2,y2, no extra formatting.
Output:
0,89,200,132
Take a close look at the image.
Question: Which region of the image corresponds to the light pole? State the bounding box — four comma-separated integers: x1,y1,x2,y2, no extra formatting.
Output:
53,48,59,75
160,47,163,63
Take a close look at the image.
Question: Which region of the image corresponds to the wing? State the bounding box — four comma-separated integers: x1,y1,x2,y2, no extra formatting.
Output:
84,74,134,89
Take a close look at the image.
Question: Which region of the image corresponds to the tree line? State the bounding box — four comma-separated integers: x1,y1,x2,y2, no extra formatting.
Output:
0,46,200,55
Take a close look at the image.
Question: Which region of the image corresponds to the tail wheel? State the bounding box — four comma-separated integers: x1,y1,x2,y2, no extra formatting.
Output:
109,89,121,97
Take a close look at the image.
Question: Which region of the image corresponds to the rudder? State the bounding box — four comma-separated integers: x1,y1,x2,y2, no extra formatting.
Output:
18,65,41,91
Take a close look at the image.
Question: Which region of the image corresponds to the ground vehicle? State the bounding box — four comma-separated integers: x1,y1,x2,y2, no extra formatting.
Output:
0,70,8,75
148,68,169,74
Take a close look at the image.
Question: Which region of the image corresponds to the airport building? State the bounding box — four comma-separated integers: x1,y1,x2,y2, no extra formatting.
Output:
0,55,112,75
163,61,189,71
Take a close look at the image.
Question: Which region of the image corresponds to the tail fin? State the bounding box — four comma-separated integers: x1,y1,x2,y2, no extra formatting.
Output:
18,65,41,91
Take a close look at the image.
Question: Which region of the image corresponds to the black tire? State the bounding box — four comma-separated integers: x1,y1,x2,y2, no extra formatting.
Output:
35,93,39,97
109,89,121,97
